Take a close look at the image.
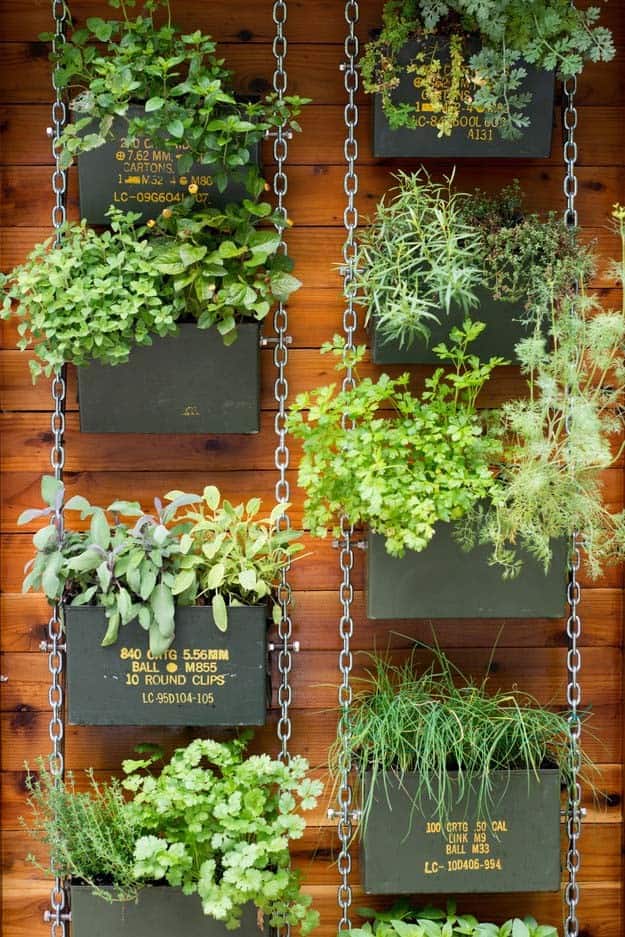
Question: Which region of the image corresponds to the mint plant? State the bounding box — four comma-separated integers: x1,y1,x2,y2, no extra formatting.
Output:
44,0,308,190
348,901,558,937
362,0,614,139
289,324,504,557
19,478,302,656
1,194,301,378
23,735,322,932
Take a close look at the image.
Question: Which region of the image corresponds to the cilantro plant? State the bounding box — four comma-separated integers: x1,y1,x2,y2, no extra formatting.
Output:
456,204,625,579
0,194,301,378
348,901,558,937
289,324,504,557
44,0,308,190
19,478,302,656
23,735,322,932
362,0,614,139
358,171,594,350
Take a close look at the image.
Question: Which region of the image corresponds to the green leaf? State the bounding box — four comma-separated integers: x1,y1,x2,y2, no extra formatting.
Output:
97,561,112,592
206,563,225,590
148,621,173,657
138,606,152,631
150,583,175,638
145,96,165,112
90,510,111,550
167,118,185,139
212,592,228,632
238,568,257,592
67,549,102,572
101,611,120,646
41,475,63,507
270,271,302,302
65,495,94,515
33,524,58,550
511,923,530,937
172,569,196,596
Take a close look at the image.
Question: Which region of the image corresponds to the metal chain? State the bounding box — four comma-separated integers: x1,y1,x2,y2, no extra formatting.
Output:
45,3,69,936
563,72,582,937
335,3,359,933
271,0,293,774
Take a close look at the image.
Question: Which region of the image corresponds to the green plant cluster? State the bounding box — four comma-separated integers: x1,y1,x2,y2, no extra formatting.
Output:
349,901,557,937
45,0,308,189
457,204,625,578
333,644,589,829
361,0,614,139
0,195,301,379
289,324,504,557
23,735,322,932
19,476,302,656
357,171,593,350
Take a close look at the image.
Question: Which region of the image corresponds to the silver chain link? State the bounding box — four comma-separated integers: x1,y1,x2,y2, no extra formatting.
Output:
271,0,293,773
563,72,582,937
335,3,359,932
46,3,68,936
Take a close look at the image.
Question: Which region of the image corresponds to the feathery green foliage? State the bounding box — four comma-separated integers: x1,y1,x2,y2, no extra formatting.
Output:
362,0,614,139
333,644,591,829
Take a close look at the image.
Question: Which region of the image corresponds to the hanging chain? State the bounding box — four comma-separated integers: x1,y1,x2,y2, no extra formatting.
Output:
334,3,359,933
563,72,582,937
272,0,293,766
45,2,69,936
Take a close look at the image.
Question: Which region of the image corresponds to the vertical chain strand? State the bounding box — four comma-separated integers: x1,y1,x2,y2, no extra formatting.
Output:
563,71,582,937
272,0,293,772
47,2,68,936
336,3,359,933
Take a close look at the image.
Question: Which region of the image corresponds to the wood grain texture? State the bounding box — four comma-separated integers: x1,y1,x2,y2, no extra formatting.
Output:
1,1,624,934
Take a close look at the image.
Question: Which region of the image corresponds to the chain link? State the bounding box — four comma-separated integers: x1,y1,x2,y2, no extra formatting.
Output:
563,69,581,937
46,2,69,935
272,0,293,772
335,3,359,933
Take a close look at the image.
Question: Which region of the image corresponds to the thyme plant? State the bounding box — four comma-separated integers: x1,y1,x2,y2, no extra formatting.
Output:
19,477,302,656
44,0,308,190
333,644,591,830
362,0,614,139
289,324,504,557
23,735,322,932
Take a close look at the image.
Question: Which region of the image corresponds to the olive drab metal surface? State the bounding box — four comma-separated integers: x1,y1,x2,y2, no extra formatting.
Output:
371,288,528,365
367,530,568,619
76,323,261,434
65,605,269,727
372,40,555,159
76,107,262,225
70,887,270,937
360,770,562,894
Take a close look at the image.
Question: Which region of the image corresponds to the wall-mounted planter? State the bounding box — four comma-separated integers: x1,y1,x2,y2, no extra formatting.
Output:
360,769,561,894
371,288,528,365
372,40,555,159
77,322,260,434
65,605,269,727
367,529,567,619
76,106,262,225
71,886,268,937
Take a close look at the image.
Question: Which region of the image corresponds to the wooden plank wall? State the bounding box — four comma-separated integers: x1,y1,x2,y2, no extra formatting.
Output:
1,1,624,935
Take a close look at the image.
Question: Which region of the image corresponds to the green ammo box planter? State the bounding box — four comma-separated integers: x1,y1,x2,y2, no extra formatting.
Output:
367,530,567,619
64,605,269,727
70,886,269,937
371,289,529,365
76,106,262,225
372,40,555,159
76,322,261,434
360,769,562,894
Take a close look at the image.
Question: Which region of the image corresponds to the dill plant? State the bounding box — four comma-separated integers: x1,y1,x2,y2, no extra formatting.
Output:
334,644,591,830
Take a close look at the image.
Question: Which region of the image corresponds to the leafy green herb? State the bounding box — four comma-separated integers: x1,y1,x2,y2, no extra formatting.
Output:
332,643,593,830
43,0,309,188
23,736,322,932
18,478,302,656
289,324,504,557
361,0,614,139
348,900,558,937
0,194,300,377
